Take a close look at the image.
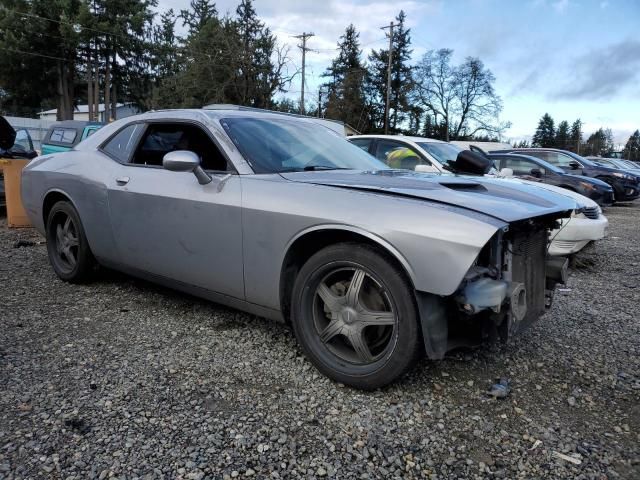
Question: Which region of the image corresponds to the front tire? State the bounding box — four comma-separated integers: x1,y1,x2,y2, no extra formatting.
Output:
291,243,422,390
45,201,96,283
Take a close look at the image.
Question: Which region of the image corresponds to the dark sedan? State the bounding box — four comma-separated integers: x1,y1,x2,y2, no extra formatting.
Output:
490,153,614,206
491,148,640,202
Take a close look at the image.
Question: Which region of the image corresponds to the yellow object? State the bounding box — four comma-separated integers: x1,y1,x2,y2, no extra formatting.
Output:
386,147,420,170
1,158,32,227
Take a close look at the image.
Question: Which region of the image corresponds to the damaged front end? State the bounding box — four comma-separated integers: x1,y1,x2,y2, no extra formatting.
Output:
418,212,569,360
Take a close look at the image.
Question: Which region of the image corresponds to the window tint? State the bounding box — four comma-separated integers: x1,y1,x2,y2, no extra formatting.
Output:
85,127,99,138
14,130,33,151
132,123,229,171
503,157,544,175
374,140,405,161
416,142,463,165
527,151,576,167
50,128,77,144
102,124,142,162
349,138,372,152
220,117,386,173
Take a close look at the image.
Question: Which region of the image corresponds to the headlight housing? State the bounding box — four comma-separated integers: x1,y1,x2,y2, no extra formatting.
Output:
612,172,633,180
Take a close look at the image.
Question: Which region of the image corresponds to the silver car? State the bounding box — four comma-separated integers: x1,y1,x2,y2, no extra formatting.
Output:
21,107,575,389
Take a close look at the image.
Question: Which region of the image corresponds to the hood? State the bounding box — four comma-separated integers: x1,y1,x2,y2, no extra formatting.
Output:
0,116,16,151
563,173,612,189
281,170,576,223
498,176,596,208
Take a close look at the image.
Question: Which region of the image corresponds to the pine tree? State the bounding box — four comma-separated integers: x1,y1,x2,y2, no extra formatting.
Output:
569,119,583,153
322,24,369,131
555,120,570,150
180,0,218,36
622,130,640,161
532,113,555,147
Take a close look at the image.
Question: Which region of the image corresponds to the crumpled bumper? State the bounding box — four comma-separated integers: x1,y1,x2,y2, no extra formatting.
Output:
549,214,608,256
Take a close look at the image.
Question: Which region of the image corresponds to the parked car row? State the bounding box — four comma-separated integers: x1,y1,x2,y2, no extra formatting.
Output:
348,134,614,258
16,107,626,389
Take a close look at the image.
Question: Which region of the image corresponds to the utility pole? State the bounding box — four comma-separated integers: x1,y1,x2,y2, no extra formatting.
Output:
294,32,314,115
317,89,322,118
381,21,394,134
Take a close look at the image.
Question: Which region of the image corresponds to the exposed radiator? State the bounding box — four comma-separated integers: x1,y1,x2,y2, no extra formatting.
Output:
509,229,548,332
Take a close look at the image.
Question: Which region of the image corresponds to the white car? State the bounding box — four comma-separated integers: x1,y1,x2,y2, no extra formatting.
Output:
349,134,608,256
499,177,608,256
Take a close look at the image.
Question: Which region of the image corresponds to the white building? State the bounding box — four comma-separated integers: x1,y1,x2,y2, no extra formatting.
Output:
38,103,139,122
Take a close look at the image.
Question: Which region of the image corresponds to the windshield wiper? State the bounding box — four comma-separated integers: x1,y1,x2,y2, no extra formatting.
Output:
302,165,353,171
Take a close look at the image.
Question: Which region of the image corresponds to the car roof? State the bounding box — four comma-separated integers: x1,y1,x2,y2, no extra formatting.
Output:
48,120,104,129
349,134,448,144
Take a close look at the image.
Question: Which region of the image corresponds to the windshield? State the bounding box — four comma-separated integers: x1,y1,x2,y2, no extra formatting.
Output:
417,142,463,165
220,116,388,173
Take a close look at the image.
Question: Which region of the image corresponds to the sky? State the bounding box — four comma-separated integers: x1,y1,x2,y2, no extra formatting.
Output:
156,0,640,146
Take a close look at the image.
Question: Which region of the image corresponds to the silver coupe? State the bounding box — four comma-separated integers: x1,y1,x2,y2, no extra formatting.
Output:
21,107,575,389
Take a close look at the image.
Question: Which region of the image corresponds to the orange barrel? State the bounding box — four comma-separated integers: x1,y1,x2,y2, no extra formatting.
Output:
0,158,32,227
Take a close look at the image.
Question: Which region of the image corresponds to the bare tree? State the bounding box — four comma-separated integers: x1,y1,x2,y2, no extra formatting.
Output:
414,49,509,140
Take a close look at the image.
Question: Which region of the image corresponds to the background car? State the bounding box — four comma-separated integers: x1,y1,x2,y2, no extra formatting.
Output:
498,176,608,256
348,134,457,173
41,121,104,155
490,153,614,206
587,156,640,175
491,148,640,202
21,108,575,389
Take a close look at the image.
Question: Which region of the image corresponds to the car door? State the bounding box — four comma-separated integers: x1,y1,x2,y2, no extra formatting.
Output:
501,156,545,178
102,120,245,300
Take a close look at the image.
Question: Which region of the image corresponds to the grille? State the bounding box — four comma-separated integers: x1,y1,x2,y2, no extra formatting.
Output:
582,206,599,219
509,229,547,332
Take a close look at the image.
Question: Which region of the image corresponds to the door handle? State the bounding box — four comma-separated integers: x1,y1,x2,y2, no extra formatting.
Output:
115,176,130,186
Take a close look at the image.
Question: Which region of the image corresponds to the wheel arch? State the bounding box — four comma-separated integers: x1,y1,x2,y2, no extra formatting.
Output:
42,189,78,226
279,225,416,323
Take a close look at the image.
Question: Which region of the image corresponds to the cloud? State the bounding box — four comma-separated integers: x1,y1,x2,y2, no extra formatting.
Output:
550,39,640,100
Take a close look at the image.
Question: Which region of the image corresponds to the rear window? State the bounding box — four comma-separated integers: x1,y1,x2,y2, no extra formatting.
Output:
49,128,77,144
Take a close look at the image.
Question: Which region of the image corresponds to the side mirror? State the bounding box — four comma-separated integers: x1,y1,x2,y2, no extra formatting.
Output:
163,150,212,185
568,161,580,170
530,168,542,178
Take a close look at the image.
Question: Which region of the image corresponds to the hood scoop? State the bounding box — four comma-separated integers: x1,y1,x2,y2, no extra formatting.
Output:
438,180,487,192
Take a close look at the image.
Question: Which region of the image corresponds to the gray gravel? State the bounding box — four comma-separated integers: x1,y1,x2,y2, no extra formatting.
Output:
1,203,639,479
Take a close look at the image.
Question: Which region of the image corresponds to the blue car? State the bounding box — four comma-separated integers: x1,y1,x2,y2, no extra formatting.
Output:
491,148,640,202
41,121,103,155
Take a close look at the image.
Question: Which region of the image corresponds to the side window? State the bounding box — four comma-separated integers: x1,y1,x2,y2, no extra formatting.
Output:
503,157,543,176
375,140,426,170
528,151,574,167
102,124,142,163
50,128,77,144
14,129,33,151
349,138,372,152
84,127,99,139
374,140,404,162
131,123,229,171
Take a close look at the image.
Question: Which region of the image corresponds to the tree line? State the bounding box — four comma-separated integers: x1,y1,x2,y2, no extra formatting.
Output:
0,0,508,139
526,113,640,160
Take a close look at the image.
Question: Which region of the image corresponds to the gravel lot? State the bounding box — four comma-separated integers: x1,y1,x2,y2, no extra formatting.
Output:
1,204,639,480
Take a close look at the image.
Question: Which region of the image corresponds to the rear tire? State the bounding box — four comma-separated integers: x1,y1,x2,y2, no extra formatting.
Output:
45,201,96,283
291,243,422,390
